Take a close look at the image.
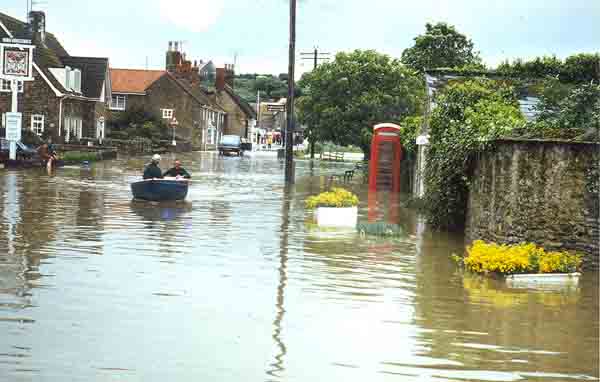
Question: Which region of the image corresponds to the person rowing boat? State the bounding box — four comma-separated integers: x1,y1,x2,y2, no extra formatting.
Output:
163,160,191,179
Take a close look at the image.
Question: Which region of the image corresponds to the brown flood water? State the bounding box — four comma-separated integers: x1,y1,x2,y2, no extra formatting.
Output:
0,152,598,381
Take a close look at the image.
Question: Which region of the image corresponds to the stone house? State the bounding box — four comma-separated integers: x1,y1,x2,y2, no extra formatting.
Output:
0,11,111,143
110,58,226,150
213,65,257,139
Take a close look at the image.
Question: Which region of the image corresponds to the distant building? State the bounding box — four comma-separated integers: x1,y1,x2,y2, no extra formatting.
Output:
212,65,257,140
0,11,111,143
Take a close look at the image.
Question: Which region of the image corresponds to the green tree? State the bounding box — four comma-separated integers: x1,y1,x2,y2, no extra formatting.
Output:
424,79,525,230
401,22,483,72
297,49,425,155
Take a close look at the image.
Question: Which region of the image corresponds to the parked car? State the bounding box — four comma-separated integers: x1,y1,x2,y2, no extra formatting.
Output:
0,138,39,161
218,135,243,156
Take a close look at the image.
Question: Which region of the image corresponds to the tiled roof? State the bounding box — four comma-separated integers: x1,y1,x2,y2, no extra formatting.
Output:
224,85,257,119
0,11,109,98
61,56,109,99
166,72,224,112
110,69,166,94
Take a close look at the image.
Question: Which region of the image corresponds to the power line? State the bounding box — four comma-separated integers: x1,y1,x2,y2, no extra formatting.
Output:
300,47,331,70
300,47,330,159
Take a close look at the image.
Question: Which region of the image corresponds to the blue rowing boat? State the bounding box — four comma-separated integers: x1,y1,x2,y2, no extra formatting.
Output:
131,179,190,201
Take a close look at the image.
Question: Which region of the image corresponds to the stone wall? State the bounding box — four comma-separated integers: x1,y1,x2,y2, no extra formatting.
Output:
0,70,60,139
465,139,600,269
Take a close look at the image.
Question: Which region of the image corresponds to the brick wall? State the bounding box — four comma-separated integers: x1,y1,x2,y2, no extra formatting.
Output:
465,139,600,269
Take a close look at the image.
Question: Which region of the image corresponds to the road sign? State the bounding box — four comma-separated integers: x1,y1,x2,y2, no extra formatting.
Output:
267,105,285,112
5,112,22,141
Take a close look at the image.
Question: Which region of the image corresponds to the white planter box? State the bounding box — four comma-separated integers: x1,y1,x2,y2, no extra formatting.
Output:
316,206,358,227
506,272,581,288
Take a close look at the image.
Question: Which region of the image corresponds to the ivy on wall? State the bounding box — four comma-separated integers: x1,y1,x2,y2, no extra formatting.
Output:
424,79,526,230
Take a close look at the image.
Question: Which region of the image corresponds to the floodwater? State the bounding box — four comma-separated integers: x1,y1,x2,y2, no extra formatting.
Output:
0,152,597,382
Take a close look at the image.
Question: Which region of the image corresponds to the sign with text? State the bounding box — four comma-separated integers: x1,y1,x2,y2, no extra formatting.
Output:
5,112,22,141
2,38,32,44
267,105,285,112
0,43,35,81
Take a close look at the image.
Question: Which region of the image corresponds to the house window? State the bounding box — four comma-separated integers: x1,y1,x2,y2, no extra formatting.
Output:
110,95,127,110
31,115,44,136
1,80,24,93
162,109,174,119
64,117,83,142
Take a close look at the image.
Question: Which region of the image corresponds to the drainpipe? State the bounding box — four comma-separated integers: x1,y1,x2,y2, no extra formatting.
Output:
58,96,65,140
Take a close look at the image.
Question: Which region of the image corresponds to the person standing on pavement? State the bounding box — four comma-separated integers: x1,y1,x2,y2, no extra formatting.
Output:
143,154,163,179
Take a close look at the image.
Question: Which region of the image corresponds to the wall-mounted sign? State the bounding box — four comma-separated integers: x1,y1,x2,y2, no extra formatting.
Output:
2,38,32,44
5,112,22,141
3,48,29,77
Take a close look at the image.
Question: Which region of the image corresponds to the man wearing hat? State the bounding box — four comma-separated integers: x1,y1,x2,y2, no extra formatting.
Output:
143,154,163,179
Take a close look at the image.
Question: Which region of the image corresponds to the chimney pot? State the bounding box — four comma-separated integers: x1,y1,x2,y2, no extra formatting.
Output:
28,11,46,46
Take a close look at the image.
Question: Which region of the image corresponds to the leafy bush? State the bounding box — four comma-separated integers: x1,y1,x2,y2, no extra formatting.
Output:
424,79,525,229
457,240,583,275
496,53,600,83
305,188,359,209
61,151,99,163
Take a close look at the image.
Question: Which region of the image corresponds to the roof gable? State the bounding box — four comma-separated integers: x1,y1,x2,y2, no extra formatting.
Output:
223,85,257,119
110,69,166,94
61,56,109,99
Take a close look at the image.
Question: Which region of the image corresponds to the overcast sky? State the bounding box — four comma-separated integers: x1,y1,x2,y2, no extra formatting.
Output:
2,0,599,76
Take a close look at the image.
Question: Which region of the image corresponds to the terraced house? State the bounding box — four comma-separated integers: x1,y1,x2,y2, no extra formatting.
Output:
110,43,226,150
0,11,111,143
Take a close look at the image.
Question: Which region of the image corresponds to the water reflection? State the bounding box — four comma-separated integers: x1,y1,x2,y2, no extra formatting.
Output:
129,200,193,222
0,154,596,381
266,184,291,381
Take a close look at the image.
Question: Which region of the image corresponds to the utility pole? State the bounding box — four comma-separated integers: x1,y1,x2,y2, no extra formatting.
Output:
300,47,330,158
284,0,296,183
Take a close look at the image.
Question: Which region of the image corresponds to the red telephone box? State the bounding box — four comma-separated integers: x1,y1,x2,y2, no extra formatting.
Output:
368,123,403,193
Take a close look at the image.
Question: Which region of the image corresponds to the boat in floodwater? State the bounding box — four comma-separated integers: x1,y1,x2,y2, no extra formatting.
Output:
131,178,190,201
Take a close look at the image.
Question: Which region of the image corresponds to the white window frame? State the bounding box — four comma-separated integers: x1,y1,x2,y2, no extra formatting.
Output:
1,79,24,93
64,116,83,142
110,95,127,110
162,108,174,119
31,114,45,136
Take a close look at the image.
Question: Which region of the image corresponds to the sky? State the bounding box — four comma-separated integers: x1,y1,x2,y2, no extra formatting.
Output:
2,0,599,78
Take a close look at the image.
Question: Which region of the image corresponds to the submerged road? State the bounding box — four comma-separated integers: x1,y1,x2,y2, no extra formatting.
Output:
0,152,598,381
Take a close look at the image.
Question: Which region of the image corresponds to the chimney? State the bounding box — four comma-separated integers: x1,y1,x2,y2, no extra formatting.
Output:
216,68,226,91
28,11,46,46
166,42,177,72
174,41,179,52
225,64,235,89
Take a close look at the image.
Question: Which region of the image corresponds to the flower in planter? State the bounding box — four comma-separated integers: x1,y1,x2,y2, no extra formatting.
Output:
455,240,583,276
305,188,359,209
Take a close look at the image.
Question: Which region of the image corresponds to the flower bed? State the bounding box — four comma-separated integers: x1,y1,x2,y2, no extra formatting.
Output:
455,240,582,277
305,187,359,209
306,188,359,227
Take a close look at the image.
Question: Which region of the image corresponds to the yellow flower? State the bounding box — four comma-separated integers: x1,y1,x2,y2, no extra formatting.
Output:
462,241,582,276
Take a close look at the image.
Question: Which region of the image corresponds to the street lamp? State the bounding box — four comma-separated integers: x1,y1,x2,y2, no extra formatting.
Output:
170,117,178,146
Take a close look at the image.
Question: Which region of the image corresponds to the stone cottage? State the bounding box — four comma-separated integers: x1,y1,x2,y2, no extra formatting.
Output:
213,65,257,140
110,67,226,150
0,11,111,143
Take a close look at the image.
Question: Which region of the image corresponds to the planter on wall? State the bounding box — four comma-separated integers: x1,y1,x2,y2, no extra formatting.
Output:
316,207,358,228
506,272,581,287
